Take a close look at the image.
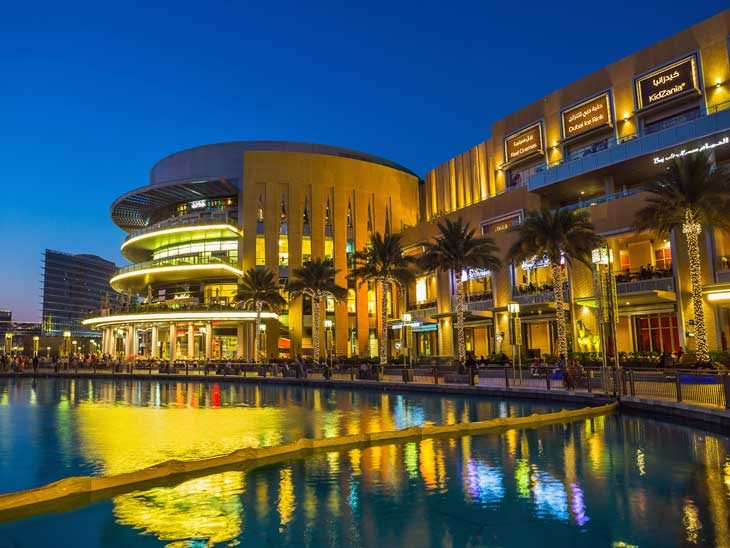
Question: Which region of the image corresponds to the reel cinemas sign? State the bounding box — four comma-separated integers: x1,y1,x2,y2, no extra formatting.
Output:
636,55,700,109
504,122,544,163
561,93,612,139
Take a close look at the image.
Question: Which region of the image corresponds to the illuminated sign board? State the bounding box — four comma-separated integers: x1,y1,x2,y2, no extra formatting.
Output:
504,122,544,164
635,55,700,110
652,136,729,165
561,93,612,140
190,199,207,209
482,213,521,234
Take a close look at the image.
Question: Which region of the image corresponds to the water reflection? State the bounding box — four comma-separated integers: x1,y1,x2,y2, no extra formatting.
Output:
95,416,730,547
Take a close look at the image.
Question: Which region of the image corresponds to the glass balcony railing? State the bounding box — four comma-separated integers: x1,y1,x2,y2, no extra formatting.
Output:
114,254,240,278
124,211,239,242
513,282,569,306
615,268,675,294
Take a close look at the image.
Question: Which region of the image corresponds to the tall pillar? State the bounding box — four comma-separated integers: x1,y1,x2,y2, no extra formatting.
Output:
205,322,212,360
101,329,107,355
187,323,195,359
131,325,139,356
236,323,245,359
169,323,176,362
151,325,159,359
125,325,134,358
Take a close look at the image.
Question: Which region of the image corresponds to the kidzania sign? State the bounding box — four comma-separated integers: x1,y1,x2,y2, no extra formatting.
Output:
635,55,700,109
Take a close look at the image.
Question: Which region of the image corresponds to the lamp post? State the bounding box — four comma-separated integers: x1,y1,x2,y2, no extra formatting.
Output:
507,302,522,383
592,246,620,370
32,336,39,358
324,319,333,367
402,313,412,367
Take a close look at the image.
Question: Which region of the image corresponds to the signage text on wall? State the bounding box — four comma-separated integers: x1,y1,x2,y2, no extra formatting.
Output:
561,93,613,140
652,136,729,165
504,122,544,164
635,55,700,110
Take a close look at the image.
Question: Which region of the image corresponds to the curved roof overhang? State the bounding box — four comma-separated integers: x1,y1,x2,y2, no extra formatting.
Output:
110,263,243,292
111,177,239,231
83,310,278,328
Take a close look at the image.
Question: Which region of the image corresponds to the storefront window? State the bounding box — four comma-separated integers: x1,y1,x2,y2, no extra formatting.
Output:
324,236,334,262
633,313,679,353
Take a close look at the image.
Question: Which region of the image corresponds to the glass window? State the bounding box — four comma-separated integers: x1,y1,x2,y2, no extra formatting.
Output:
256,235,266,266
302,236,312,263
324,236,334,261
654,241,672,270
347,289,356,314
633,313,679,353
279,236,289,266
367,288,376,315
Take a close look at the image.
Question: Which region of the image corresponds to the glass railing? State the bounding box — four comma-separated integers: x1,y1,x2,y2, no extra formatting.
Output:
563,187,646,211
125,211,239,242
92,301,286,318
114,255,240,277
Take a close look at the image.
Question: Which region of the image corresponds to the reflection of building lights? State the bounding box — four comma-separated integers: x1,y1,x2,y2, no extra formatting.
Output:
466,460,505,504
570,483,589,526
636,448,646,476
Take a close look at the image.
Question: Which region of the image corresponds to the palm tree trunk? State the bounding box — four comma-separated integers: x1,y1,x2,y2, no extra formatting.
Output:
551,263,568,359
455,276,466,364
379,279,389,366
254,301,262,364
312,293,321,364
683,214,710,363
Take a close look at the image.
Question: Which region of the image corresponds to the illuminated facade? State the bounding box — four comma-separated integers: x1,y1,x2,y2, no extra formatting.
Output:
84,142,419,360
86,11,730,362
399,10,730,360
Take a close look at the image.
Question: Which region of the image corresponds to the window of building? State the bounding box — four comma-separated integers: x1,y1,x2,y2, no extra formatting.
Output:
654,241,672,270
256,235,266,266
367,288,376,315
633,313,679,353
324,236,334,262
415,278,427,303
347,289,356,314
279,236,289,266
565,138,608,161
302,236,312,263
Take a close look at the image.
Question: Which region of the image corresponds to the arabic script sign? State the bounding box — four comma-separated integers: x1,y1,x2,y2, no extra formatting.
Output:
504,122,544,164
636,55,700,109
652,136,729,165
561,93,612,139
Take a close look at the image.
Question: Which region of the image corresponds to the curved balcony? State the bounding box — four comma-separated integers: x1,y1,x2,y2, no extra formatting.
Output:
121,212,241,262
111,255,243,292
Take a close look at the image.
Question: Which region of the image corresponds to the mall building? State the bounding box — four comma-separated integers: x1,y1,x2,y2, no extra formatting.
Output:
84,10,730,361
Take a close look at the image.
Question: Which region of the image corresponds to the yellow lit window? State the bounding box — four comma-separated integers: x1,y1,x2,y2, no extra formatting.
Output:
415,278,427,303
347,288,356,313
324,236,334,261
367,289,376,315
326,297,335,312
279,236,289,266
302,236,312,263
256,235,266,266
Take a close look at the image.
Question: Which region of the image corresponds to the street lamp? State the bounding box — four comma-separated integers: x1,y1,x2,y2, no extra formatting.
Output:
32,336,39,358
324,319,333,367
507,302,522,383
592,245,619,370
402,313,412,367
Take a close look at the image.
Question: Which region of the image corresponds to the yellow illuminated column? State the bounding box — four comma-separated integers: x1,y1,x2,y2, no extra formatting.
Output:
187,323,195,359
151,325,158,359
205,322,212,360
169,323,176,362
236,323,245,359
101,329,107,355
132,325,139,356
125,326,134,359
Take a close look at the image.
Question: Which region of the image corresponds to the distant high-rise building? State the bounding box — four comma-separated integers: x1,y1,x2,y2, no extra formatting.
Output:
41,250,118,338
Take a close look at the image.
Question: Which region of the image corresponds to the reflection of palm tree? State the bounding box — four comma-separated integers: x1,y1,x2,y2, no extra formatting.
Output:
635,152,730,363
420,217,501,364
288,259,347,363
235,269,286,363
349,232,414,366
508,209,602,358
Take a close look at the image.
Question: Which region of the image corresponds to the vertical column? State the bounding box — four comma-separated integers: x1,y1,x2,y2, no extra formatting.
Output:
125,325,134,358
131,325,139,356
169,323,176,362
151,325,159,359
187,323,195,359
101,329,107,355
205,322,213,360
236,323,245,359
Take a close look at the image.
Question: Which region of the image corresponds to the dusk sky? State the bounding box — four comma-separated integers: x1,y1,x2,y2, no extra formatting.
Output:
2,1,727,321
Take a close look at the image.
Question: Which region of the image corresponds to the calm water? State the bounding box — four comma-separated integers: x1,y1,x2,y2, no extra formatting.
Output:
0,379,728,547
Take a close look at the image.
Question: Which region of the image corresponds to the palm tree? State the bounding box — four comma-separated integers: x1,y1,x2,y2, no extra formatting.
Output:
235,268,286,363
507,208,603,359
420,217,501,364
349,232,414,366
635,152,730,363
288,259,348,363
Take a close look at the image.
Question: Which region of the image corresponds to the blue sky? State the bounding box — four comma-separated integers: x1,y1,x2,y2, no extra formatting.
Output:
2,1,727,320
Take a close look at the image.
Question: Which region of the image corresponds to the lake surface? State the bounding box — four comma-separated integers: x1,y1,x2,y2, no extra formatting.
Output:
0,378,728,547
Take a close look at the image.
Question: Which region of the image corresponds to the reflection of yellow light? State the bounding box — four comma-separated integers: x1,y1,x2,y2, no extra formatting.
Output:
110,263,243,286
83,310,278,326
278,467,295,526
706,291,730,302
405,442,419,479
121,224,241,251
506,428,518,456
515,459,530,498
113,471,245,545
682,498,702,544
